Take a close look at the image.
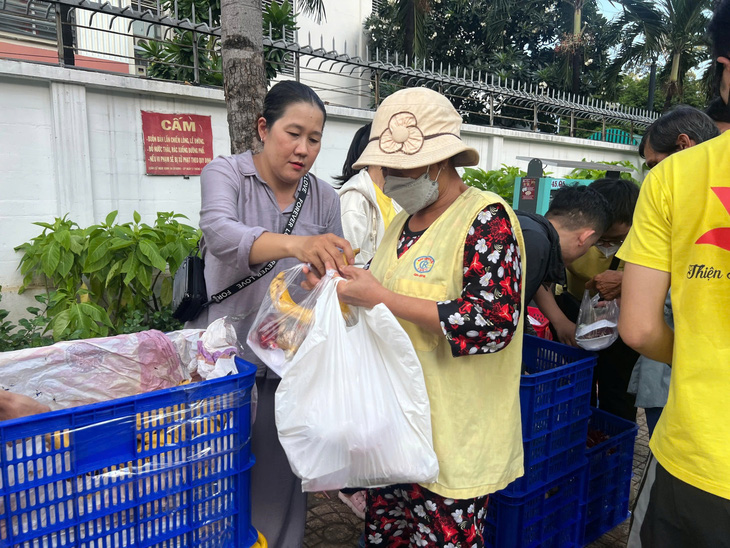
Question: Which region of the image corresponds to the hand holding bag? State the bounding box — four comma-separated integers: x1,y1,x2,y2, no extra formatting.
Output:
273,275,440,491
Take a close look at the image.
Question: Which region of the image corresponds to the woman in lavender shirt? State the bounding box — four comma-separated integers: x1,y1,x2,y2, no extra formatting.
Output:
190,81,353,547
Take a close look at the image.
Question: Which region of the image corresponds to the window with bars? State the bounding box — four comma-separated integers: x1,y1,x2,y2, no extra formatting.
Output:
0,0,57,42
131,0,161,40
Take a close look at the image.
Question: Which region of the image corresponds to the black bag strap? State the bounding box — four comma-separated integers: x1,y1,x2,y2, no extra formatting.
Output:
609,254,621,271
206,173,311,306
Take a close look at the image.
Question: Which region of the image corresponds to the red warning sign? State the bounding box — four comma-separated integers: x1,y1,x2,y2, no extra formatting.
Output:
141,111,214,175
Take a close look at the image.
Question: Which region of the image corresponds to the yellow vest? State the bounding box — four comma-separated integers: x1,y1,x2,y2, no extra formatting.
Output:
370,186,525,499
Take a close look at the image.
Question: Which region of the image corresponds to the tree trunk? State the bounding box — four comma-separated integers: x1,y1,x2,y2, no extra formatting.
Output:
571,48,582,95
402,0,415,62
663,51,681,112
647,58,657,111
220,0,267,154
571,3,582,95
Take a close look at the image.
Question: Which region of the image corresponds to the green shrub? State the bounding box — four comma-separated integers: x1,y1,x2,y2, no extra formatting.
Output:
11,211,200,344
462,165,525,204
0,287,53,352
564,159,642,185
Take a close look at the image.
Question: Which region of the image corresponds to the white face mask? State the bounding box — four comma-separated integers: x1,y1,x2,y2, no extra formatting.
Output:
595,244,621,258
384,166,442,214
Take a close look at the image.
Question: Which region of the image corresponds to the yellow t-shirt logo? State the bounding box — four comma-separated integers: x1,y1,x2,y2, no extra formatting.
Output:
695,187,730,251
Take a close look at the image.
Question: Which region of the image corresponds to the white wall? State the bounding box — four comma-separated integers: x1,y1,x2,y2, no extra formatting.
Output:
0,58,640,317
295,0,374,109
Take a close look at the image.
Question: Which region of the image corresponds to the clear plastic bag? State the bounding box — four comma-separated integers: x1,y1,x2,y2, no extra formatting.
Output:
575,289,620,351
274,277,439,491
247,264,356,377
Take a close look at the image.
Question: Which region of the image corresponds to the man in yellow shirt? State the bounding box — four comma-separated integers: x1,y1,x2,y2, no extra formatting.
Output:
618,2,730,544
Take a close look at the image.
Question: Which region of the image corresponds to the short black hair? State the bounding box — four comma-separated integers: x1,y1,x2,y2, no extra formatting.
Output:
639,105,720,157
333,122,372,185
262,81,326,130
709,0,730,60
705,97,730,123
589,178,640,226
546,184,612,235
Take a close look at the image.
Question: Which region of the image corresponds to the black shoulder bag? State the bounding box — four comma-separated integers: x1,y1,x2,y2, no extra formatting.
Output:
172,174,311,322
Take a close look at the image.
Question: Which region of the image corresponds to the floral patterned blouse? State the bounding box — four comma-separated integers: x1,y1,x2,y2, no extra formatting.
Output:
396,203,522,357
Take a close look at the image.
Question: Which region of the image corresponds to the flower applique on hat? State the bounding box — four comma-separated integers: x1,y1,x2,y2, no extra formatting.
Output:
379,112,424,155
352,87,479,171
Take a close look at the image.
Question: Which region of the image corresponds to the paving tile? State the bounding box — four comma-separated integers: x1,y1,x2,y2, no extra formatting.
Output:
305,491,363,547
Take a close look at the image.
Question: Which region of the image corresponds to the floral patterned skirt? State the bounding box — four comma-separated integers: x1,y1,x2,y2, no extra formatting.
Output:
364,483,489,547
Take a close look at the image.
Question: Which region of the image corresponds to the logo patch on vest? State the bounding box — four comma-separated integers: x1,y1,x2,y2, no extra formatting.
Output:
414,256,435,274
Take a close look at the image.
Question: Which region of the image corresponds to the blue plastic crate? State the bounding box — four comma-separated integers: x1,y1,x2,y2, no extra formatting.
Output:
485,463,587,548
582,407,638,545
501,415,589,497
520,336,596,440
0,357,258,548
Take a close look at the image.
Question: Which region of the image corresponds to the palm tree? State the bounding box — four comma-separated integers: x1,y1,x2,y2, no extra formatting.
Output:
220,0,325,153
567,0,585,95
397,0,430,62
661,0,711,109
610,0,711,112
607,0,664,108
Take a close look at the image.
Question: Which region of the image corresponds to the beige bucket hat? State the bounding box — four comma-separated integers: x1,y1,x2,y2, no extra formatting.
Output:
352,87,479,171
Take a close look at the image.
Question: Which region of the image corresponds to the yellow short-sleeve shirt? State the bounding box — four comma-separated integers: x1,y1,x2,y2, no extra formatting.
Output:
617,131,730,499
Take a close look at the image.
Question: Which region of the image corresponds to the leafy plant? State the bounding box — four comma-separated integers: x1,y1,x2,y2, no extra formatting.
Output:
462,165,525,204
564,159,641,184
137,32,223,86
263,0,298,80
136,0,297,84
13,211,199,343
0,287,53,352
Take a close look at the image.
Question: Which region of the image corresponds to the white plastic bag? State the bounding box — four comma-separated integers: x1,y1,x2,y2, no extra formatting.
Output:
166,317,241,381
575,290,620,351
275,276,439,491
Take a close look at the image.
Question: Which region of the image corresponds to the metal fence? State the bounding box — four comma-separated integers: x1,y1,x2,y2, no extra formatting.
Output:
1,0,658,141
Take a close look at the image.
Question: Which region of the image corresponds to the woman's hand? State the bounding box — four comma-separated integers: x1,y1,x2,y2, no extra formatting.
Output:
336,266,388,308
293,234,354,277
301,264,387,309
302,264,443,334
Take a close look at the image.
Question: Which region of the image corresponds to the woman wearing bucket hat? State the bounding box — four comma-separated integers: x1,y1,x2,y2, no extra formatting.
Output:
314,87,526,546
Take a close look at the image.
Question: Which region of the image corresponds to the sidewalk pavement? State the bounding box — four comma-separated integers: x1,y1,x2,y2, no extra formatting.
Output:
303,410,651,547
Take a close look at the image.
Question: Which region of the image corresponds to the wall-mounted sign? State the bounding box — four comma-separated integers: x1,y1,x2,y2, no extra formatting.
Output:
141,111,214,176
